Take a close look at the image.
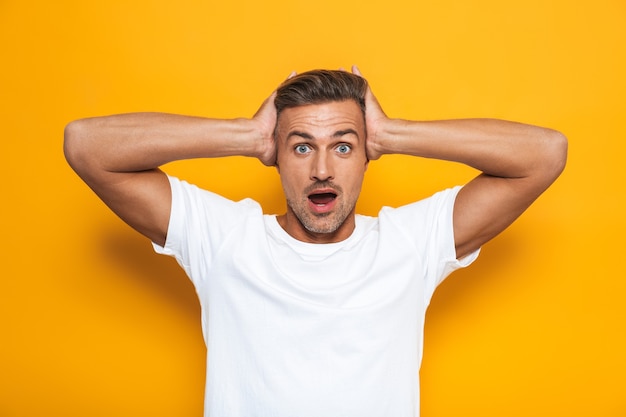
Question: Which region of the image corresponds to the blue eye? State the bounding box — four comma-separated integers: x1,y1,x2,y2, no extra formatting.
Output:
295,144,311,154
336,144,351,154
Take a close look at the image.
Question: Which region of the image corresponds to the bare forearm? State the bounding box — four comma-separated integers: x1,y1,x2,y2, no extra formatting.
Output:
373,118,567,181
64,112,263,174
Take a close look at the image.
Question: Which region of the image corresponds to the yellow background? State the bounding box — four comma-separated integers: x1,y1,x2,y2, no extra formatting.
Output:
1,0,624,416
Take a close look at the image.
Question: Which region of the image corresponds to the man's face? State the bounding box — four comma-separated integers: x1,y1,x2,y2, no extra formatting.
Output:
275,100,368,243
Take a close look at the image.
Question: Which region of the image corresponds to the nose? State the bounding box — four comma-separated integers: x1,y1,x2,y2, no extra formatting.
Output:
310,151,334,182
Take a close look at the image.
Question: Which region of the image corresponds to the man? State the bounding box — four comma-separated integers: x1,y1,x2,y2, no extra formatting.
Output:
64,67,567,416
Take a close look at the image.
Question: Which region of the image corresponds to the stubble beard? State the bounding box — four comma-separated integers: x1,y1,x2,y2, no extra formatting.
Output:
286,194,355,235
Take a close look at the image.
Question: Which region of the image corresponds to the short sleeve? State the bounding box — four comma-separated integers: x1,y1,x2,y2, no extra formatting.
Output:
152,175,262,288
379,186,480,302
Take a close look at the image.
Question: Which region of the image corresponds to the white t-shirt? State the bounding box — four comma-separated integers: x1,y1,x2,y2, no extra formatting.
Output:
154,176,479,417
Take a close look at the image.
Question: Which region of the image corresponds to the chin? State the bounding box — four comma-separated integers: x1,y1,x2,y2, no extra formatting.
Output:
302,215,346,235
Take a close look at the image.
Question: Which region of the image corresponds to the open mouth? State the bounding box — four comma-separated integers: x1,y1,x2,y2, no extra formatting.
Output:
308,192,337,206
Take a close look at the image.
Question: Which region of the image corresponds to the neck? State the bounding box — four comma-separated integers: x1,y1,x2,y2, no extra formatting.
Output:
276,212,356,244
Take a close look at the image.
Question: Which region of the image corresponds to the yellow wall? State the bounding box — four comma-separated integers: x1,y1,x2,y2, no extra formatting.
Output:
1,0,624,415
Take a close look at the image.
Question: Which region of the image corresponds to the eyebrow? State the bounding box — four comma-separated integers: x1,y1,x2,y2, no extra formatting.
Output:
286,131,314,141
285,129,359,142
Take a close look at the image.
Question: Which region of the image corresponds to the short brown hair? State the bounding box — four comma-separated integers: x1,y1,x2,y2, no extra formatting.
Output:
274,70,368,117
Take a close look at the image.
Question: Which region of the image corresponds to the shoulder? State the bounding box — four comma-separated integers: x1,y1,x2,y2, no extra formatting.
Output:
374,186,463,262
379,186,462,224
164,175,264,248
168,175,262,214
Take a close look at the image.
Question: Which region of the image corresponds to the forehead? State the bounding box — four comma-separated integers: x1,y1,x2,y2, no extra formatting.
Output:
276,101,365,139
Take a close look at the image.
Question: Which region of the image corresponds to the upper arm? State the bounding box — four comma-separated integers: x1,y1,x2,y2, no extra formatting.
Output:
64,123,172,247
87,168,172,247
453,131,568,259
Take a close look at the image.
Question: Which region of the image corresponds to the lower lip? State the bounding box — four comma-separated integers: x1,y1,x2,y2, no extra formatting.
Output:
308,197,337,214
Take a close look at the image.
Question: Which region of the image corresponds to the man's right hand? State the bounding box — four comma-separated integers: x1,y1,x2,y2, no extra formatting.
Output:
250,91,278,166
251,71,298,166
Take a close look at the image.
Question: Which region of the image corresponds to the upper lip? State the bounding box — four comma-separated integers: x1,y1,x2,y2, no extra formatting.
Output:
307,188,338,198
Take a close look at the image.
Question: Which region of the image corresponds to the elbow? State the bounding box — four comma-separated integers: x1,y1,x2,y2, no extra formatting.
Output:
539,129,568,183
548,129,568,176
63,119,91,174
63,120,79,167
